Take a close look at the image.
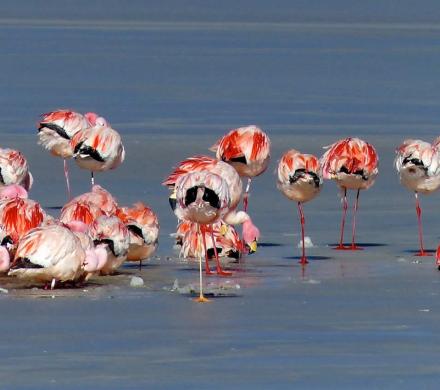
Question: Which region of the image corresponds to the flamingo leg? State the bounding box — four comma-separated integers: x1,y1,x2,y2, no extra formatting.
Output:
297,202,308,264
414,192,431,256
194,224,210,303
335,187,349,250
200,225,214,275
350,189,363,250
243,177,252,212
209,225,232,276
63,159,71,200
91,171,95,187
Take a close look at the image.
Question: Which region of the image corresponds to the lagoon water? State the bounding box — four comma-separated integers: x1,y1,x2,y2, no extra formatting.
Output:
2,1,440,388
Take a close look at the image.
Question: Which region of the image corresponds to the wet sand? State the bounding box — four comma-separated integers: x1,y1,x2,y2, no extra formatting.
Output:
3,1,440,388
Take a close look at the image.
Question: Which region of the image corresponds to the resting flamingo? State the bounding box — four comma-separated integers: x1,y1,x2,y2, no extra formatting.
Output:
71,118,125,187
174,171,231,302
38,110,93,198
210,126,270,212
277,149,323,264
320,137,378,250
163,155,259,255
395,139,440,256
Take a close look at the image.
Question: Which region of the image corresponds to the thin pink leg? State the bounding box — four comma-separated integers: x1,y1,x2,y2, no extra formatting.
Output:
335,187,349,250
243,177,252,212
200,226,214,275
297,202,308,264
414,192,431,257
350,189,363,250
209,225,232,276
91,171,95,187
63,159,71,200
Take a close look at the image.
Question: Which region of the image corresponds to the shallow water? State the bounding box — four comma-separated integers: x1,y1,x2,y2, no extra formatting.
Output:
2,2,440,389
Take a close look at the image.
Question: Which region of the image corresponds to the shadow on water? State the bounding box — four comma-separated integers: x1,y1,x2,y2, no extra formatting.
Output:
284,256,332,261
403,249,435,255
327,242,388,248
258,242,284,247
45,206,63,210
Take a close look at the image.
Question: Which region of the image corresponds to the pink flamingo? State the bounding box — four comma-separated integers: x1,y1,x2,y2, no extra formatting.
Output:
277,149,323,264
88,215,130,275
38,110,93,198
174,171,231,302
116,203,159,266
210,125,271,212
320,137,378,250
0,148,33,191
71,118,125,187
395,139,440,256
163,155,259,256
8,224,105,287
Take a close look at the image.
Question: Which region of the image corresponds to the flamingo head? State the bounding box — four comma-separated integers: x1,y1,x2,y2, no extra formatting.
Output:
0,185,28,200
83,245,108,272
242,218,260,254
0,246,10,272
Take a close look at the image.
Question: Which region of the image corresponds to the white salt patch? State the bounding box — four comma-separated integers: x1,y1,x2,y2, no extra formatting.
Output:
298,236,314,248
0,287,8,294
130,276,145,287
397,257,407,262
419,309,430,312
302,279,321,284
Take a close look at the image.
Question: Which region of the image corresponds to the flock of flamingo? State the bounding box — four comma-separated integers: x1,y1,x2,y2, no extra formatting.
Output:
0,109,438,301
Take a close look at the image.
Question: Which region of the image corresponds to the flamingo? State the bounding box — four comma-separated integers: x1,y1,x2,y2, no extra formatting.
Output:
88,215,130,275
71,118,125,187
320,137,378,250
163,155,259,254
178,220,243,260
0,148,33,191
174,171,231,302
38,110,93,198
395,139,440,256
0,197,46,253
210,125,271,212
277,149,323,264
116,202,159,266
8,225,104,287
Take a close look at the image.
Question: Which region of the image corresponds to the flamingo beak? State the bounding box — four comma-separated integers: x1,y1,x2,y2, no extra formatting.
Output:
169,190,177,211
247,240,258,254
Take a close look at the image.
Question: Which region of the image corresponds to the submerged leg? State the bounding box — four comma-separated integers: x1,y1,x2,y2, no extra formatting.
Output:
243,178,252,212
194,224,210,303
350,189,363,250
91,171,95,187
200,226,213,275
414,192,431,256
209,225,232,276
335,187,349,250
63,159,71,200
297,202,308,264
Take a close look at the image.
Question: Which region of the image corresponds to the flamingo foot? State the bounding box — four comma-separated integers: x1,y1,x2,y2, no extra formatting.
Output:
299,256,309,265
349,244,364,250
194,294,211,303
334,244,351,250
414,251,433,257
205,267,215,276
216,267,233,276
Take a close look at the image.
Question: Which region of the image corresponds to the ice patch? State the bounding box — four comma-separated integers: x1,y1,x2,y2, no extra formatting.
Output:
130,276,145,287
298,236,314,248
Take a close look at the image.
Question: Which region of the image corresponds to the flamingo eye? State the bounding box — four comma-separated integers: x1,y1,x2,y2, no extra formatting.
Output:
202,188,220,209
184,186,198,206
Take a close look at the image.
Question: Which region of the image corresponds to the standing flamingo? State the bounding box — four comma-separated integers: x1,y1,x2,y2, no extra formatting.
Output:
38,110,93,198
175,171,231,302
395,139,440,256
71,119,125,187
210,126,270,212
320,137,378,250
163,155,259,254
277,149,323,264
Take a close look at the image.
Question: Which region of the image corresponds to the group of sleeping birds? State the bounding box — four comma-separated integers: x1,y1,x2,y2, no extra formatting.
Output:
0,109,438,298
